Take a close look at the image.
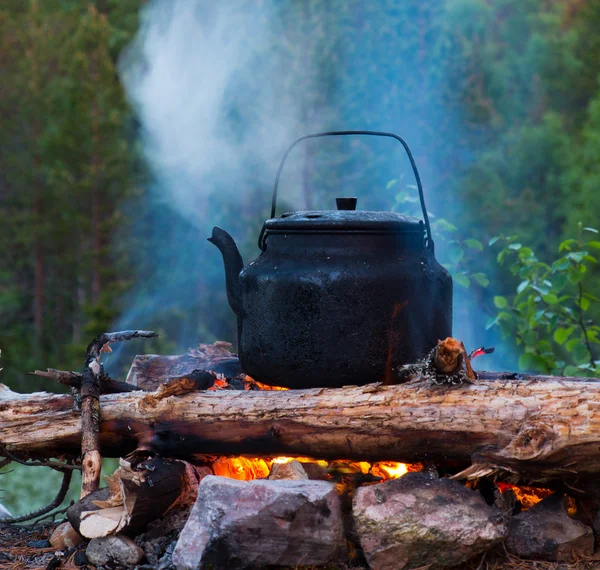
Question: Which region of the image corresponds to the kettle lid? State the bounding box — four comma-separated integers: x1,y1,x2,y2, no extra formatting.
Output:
265,198,423,234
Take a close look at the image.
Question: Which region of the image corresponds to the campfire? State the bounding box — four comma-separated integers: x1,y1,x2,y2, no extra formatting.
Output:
2,335,599,570
0,136,597,568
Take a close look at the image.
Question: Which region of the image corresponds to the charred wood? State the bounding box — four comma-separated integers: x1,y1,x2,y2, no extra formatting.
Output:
67,458,199,538
2,373,600,481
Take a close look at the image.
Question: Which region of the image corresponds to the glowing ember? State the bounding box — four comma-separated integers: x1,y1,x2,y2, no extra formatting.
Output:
247,378,290,391
207,376,414,484
371,461,409,479
209,456,418,482
496,483,553,510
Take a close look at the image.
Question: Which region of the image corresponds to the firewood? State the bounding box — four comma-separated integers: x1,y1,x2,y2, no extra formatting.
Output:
67,458,200,538
126,342,241,390
2,371,600,481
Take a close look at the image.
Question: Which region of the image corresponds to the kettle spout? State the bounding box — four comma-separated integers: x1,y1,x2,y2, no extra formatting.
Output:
208,226,244,316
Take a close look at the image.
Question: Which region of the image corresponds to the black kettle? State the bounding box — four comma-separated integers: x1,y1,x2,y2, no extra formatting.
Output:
209,130,452,389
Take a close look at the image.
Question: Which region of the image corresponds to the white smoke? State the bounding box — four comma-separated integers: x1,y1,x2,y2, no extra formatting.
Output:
119,0,319,227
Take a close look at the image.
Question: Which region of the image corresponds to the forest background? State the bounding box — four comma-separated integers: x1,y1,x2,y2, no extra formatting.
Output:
1,0,600,515
2,1,600,398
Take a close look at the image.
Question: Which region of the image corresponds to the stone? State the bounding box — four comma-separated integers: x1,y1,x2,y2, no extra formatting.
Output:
268,460,309,480
86,534,144,568
353,472,505,570
172,475,346,570
49,521,84,549
506,493,594,561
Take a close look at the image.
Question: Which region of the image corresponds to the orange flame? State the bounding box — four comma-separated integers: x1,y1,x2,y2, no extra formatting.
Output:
209,456,419,483
207,376,415,484
496,483,553,510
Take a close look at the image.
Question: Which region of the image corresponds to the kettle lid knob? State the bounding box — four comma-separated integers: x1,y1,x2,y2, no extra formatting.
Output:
336,197,357,211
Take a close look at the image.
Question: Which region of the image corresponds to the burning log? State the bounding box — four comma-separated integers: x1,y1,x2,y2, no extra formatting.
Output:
126,342,241,391
2,370,600,482
67,457,201,539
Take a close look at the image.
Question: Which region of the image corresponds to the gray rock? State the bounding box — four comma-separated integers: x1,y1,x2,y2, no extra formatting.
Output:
353,472,505,570
506,493,594,561
172,475,345,570
268,460,309,480
86,534,144,568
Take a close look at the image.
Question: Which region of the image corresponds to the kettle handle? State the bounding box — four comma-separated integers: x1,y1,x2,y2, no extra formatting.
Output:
261,130,434,252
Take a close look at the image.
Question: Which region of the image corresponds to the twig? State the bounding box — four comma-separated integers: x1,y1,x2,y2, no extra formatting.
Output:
0,446,81,471
80,330,157,498
0,470,72,524
28,368,80,388
85,330,158,363
28,368,142,394
578,282,596,369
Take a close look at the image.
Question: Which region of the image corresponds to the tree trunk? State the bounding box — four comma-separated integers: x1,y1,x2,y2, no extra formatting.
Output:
2,373,600,481
89,41,101,305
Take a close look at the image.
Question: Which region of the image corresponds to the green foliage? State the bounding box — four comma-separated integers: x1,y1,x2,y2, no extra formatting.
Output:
1,0,600,392
489,224,600,376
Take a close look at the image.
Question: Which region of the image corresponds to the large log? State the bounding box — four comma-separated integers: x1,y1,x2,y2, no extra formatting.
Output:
1,373,600,481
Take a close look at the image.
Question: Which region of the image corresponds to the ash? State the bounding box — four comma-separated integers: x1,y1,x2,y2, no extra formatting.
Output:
397,347,474,386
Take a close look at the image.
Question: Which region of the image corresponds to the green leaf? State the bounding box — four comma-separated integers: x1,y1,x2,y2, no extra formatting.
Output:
454,273,470,288
583,227,599,234
488,237,500,246
552,273,569,292
531,309,546,325
516,280,529,294
553,327,573,345
579,297,590,311
572,343,591,364
567,252,586,263
493,296,508,309
434,219,458,233
552,257,571,272
518,247,533,260
518,353,548,373
464,239,483,251
585,241,600,250
583,255,598,264
472,273,489,287
559,239,576,252
532,284,550,296
508,243,522,251
542,293,558,304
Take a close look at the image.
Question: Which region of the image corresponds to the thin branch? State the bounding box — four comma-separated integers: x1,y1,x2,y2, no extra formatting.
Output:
85,330,158,364
0,470,72,524
28,368,80,388
28,368,142,394
578,281,596,369
0,446,81,471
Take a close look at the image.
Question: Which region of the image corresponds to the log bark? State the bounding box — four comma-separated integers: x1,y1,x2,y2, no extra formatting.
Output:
2,374,600,480
80,366,102,498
